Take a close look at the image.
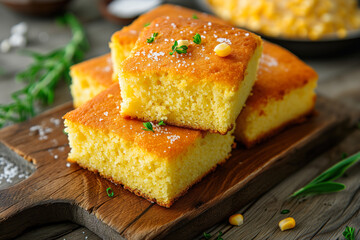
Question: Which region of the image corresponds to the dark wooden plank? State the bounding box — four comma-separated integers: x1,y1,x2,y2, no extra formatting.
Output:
0,96,356,240
15,222,80,240
213,130,360,240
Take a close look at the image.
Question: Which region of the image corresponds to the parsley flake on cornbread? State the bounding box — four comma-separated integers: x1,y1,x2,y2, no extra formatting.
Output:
119,16,262,134
64,83,234,208
110,4,230,82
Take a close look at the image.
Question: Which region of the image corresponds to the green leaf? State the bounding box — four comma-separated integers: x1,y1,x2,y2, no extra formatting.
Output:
106,187,114,197
281,209,290,214
203,232,212,239
217,231,223,240
146,32,158,43
144,22,151,27
291,182,345,198
309,152,360,184
142,122,154,132
158,120,166,126
192,14,199,19
193,33,201,44
343,226,355,240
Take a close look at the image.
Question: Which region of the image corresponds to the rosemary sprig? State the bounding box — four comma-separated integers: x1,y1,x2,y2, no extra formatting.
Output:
0,13,88,128
291,151,360,198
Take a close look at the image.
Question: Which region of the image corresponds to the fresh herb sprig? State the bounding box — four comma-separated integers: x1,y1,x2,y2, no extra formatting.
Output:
158,120,166,126
343,226,355,240
291,151,360,198
147,32,158,43
106,187,114,197
203,232,211,239
193,33,201,44
142,122,154,132
203,231,223,240
0,13,88,128
169,40,188,55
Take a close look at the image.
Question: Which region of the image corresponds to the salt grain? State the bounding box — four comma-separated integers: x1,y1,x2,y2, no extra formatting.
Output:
0,156,30,184
29,125,53,140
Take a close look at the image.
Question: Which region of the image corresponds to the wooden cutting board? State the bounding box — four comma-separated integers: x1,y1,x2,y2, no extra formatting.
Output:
0,96,355,240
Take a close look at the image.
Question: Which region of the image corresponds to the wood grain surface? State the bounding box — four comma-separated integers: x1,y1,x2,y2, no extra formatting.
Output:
0,96,356,240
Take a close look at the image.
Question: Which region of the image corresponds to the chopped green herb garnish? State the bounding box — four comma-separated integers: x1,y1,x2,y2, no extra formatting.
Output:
193,33,201,44
63,129,68,135
158,120,166,126
169,40,188,55
192,14,199,19
217,231,223,240
147,32,159,43
281,209,290,214
343,226,355,240
203,232,212,239
291,151,360,198
142,122,154,132
106,187,114,197
0,13,88,128
144,22,151,27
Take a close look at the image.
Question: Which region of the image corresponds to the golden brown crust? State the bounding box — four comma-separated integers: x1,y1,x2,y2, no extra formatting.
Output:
64,83,205,159
247,42,318,109
111,4,230,46
240,98,316,148
70,54,113,87
68,152,231,208
120,16,262,88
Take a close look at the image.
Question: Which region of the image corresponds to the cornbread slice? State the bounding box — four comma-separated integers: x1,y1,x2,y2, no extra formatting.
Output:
70,54,113,108
119,17,262,134
70,41,317,147
235,42,318,147
109,4,229,81
63,83,234,208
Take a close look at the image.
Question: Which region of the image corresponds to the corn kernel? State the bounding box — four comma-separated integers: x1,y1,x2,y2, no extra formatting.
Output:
177,40,189,47
214,43,231,57
229,213,244,226
279,217,296,231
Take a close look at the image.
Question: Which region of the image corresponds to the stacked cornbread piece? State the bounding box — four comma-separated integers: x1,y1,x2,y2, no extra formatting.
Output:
64,4,317,207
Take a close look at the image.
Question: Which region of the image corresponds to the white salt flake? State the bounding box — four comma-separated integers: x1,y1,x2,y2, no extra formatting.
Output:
29,125,53,140
50,117,61,127
0,156,30,184
217,38,232,45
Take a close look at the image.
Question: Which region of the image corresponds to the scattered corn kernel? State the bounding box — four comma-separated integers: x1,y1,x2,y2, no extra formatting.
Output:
229,213,244,226
214,43,231,57
279,217,296,231
177,40,189,47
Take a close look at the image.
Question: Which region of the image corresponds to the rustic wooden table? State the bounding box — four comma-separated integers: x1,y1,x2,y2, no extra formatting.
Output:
0,1,359,239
